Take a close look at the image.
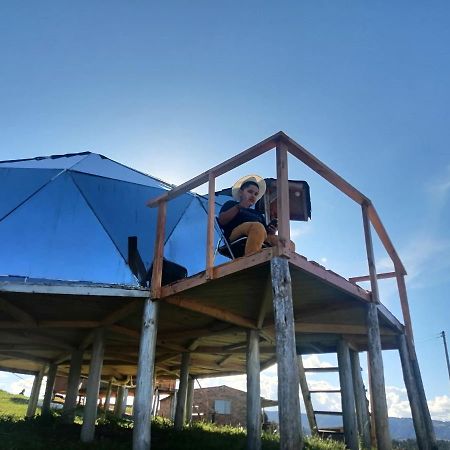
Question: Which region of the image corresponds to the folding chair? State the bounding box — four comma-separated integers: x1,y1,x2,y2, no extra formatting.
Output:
214,217,247,259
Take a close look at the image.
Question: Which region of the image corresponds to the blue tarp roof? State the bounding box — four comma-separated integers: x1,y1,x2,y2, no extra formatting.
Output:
0,152,225,286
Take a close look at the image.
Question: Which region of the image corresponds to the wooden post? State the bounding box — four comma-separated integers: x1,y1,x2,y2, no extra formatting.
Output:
103,379,113,415
133,298,159,450
350,350,371,449
297,355,317,435
121,388,129,415
62,349,83,423
206,172,215,279
115,386,125,417
42,363,57,416
170,391,177,420
398,334,431,449
186,377,194,425
174,352,191,430
276,141,291,255
271,256,303,449
337,340,359,450
247,329,261,450
26,366,45,417
151,202,166,299
362,202,392,449
395,272,414,343
80,328,105,443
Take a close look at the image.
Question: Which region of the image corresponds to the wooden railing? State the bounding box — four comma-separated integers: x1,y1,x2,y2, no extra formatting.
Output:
146,131,413,340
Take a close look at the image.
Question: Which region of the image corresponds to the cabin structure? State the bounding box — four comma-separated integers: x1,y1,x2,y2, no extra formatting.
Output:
0,132,437,450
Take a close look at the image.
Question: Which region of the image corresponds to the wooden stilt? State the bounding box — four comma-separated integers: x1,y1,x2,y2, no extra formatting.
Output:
174,352,191,430
362,203,391,449
170,391,177,420
80,328,105,443
297,355,317,435
246,329,261,450
103,379,113,415
186,377,194,425
42,363,57,416
367,303,391,449
115,386,125,417
350,350,371,449
26,366,45,417
151,387,159,417
133,298,159,450
62,349,83,424
337,340,358,450
271,256,303,450
398,334,431,449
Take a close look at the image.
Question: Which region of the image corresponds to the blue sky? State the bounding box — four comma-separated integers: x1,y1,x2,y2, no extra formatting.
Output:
1,1,449,420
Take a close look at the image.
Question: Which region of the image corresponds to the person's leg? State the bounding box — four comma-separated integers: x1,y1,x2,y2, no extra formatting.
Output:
229,222,267,255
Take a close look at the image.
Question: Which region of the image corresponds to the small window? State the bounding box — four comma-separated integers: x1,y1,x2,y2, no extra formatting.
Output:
214,399,231,414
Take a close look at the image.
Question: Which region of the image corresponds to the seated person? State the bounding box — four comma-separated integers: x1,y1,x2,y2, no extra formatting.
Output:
218,175,280,256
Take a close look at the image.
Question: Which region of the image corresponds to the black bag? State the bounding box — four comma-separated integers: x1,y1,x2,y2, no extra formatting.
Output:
147,258,188,286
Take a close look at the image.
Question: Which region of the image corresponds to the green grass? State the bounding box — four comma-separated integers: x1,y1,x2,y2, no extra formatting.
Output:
0,389,352,449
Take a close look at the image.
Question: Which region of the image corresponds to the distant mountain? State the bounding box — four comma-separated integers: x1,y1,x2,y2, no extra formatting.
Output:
264,411,450,441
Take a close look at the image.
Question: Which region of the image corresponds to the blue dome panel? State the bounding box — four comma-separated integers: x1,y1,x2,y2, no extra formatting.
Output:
0,173,137,285
71,172,194,269
0,168,60,220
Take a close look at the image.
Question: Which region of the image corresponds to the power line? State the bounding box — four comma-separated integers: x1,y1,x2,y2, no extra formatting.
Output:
440,331,450,386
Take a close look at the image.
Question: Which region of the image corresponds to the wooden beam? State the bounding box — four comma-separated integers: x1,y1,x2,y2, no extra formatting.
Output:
26,366,45,417
174,352,191,430
276,141,291,256
282,132,368,205
350,350,371,449
146,132,280,207
163,296,257,329
81,328,105,443
0,297,36,325
61,349,84,424
109,325,140,339
337,340,359,449
0,351,51,365
150,201,166,299
271,257,303,449
206,173,215,280
293,322,396,336
348,272,397,283
133,298,159,450
256,276,272,329
246,329,261,450
101,300,141,326
42,363,57,416
367,204,406,275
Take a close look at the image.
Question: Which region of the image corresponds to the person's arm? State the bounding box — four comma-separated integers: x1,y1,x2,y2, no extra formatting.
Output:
218,202,241,226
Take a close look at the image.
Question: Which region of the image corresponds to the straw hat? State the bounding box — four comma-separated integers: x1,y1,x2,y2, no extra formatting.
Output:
231,175,266,201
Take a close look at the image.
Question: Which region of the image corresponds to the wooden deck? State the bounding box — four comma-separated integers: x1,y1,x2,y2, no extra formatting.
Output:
0,248,403,381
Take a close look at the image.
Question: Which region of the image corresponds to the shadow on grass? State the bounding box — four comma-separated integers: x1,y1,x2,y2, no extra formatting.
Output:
10,396,30,405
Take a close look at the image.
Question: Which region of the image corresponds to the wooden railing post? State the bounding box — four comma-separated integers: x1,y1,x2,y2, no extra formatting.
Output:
151,201,167,299
206,172,215,279
276,141,290,256
361,202,391,449
395,271,414,344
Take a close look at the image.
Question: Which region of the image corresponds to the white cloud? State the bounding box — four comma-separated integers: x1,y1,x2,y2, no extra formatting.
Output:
428,395,450,421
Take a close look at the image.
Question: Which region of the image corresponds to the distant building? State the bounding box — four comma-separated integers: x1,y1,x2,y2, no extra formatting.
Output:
158,385,277,427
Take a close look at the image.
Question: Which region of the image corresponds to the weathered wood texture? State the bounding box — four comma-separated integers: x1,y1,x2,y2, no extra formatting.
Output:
61,349,83,424
337,340,358,450
80,328,105,443
395,273,414,343
367,303,391,449
206,173,215,279
103,379,113,415
26,366,45,417
150,201,166,298
297,355,317,434
174,352,191,430
42,363,57,416
398,334,431,450
349,350,371,449
410,349,438,448
185,377,194,424
276,142,290,254
115,386,126,417
271,257,303,450
133,298,159,450
246,329,261,450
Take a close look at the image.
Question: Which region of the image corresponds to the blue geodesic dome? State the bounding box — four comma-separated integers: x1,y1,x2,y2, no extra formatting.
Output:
0,152,218,285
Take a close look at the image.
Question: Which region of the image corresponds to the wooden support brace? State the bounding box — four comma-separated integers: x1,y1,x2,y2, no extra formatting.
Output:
246,329,261,450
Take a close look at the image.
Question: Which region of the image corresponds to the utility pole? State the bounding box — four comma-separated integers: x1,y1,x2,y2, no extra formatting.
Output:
440,331,450,385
